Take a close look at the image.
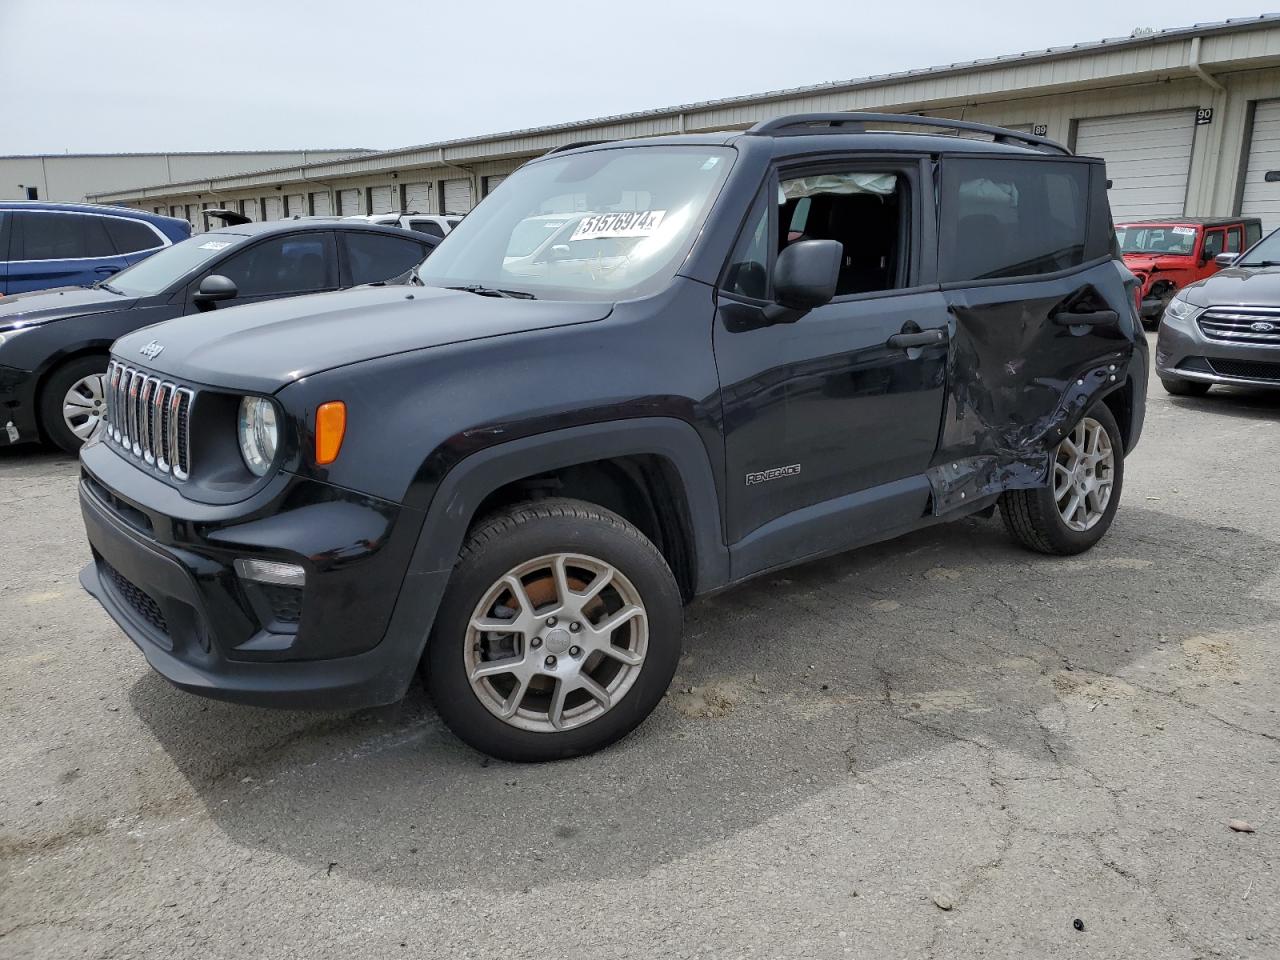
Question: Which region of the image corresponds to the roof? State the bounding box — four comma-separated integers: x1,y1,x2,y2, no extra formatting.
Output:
206,218,438,240
1116,216,1263,226
0,199,188,225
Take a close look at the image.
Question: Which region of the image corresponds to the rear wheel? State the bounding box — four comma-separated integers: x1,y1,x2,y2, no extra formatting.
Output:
39,355,109,454
425,498,682,762
1000,402,1124,555
1160,377,1211,397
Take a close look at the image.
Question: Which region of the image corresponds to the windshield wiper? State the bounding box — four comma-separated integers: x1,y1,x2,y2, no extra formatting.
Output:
1239,260,1280,267
94,280,125,295
447,284,537,300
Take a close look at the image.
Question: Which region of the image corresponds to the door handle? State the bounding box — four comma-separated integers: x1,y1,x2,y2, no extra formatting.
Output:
1053,308,1118,327
94,266,120,275
887,328,946,349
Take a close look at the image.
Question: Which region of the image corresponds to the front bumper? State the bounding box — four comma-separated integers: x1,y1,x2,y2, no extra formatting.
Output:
1155,310,1280,390
0,363,38,446
77,438,448,709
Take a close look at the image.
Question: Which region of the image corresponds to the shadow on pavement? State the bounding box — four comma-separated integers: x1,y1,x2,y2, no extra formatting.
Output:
128,505,1279,892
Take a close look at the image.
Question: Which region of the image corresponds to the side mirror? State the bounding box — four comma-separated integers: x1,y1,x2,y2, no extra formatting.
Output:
764,239,842,323
193,274,238,304
1215,252,1240,267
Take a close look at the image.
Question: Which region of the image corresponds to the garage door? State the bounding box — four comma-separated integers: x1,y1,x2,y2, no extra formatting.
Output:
338,189,361,216
369,185,395,215
1075,110,1197,220
403,182,433,213
263,196,284,221
443,178,473,214
310,191,332,217
286,194,307,217
1240,100,1280,233
484,174,507,196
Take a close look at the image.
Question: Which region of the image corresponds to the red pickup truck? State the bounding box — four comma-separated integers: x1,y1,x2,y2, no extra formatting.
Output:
1116,217,1263,326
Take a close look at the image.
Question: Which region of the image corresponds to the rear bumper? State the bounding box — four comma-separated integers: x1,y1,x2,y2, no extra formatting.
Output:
77,440,449,709
1155,311,1280,390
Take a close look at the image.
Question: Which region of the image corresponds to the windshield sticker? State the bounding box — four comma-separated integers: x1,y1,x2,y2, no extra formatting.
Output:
569,210,666,241
701,156,721,170
1172,226,1197,236
198,240,232,250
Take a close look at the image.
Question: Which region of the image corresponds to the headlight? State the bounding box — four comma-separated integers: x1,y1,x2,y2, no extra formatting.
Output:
1164,294,1203,324
237,396,278,477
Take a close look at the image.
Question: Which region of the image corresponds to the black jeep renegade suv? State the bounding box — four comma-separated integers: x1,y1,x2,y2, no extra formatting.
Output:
77,114,1147,761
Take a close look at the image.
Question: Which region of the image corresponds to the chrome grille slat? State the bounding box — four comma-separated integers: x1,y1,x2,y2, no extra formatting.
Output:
101,361,194,482
1198,308,1280,346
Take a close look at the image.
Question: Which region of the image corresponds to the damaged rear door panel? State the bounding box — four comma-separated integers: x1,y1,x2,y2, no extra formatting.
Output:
928,154,1142,515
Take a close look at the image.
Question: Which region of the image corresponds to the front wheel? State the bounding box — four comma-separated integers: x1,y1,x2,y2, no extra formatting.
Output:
999,402,1124,555
425,498,683,762
39,355,109,454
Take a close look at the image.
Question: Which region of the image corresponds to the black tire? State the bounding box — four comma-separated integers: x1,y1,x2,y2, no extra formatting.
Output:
999,402,1124,556
39,355,109,455
425,498,683,762
1160,377,1211,397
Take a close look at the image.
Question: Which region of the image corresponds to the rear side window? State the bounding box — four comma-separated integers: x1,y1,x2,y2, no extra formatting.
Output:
343,231,430,285
1247,221,1263,247
105,217,163,254
941,158,1089,282
409,219,445,238
216,233,335,297
10,211,115,261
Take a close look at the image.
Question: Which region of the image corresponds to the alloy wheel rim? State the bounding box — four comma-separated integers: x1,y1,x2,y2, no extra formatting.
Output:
62,373,107,440
464,553,648,733
1053,416,1114,532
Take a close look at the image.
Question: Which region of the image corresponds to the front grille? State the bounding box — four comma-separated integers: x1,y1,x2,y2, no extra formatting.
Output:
1207,358,1280,382
1197,308,1280,346
104,361,194,480
102,560,170,641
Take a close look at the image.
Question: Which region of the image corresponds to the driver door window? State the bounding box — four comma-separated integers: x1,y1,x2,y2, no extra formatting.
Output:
1202,229,1226,260
209,232,337,304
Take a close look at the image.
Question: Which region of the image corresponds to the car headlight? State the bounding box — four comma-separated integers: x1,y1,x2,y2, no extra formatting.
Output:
1163,294,1203,324
238,396,278,477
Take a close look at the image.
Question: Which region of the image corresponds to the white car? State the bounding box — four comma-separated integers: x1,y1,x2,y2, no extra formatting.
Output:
344,213,461,239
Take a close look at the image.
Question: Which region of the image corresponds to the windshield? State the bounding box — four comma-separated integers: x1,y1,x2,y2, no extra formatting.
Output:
1115,224,1198,255
1237,228,1280,266
106,233,249,297
417,146,734,300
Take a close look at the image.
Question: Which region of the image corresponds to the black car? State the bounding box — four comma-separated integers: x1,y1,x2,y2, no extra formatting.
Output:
1155,228,1280,395
77,113,1148,761
0,220,437,452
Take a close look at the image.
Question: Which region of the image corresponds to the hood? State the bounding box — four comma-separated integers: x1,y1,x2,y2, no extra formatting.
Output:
0,285,137,332
111,284,613,393
1181,266,1280,307
1120,253,1192,273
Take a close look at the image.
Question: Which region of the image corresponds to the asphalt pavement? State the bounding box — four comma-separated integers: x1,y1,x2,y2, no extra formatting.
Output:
2,335,1278,959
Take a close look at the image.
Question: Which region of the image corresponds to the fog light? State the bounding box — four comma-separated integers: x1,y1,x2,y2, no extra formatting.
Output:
234,558,306,587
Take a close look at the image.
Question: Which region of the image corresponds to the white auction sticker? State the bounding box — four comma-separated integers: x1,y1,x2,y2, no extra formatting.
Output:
1171,226,1197,236
570,210,666,241
199,240,232,250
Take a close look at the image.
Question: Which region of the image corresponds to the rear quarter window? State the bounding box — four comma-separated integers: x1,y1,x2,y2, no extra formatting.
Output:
940,158,1091,283
105,217,163,254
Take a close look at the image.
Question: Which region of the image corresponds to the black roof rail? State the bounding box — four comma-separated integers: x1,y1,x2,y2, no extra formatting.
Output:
746,112,1071,155
544,139,613,156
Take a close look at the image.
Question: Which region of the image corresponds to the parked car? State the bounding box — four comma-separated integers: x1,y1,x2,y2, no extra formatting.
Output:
0,201,190,296
77,113,1147,761
345,213,462,239
1155,226,1280,395
0,219,436,453
1116,217,1262,326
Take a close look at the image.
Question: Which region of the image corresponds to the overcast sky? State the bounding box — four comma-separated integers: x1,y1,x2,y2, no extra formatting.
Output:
1,1,1270,155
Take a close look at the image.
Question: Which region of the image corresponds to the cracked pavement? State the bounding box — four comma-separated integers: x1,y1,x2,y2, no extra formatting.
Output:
2,336,1278,959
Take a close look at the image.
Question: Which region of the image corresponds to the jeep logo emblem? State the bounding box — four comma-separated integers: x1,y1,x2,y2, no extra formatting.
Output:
1250,321,1275,333
138,340,165,360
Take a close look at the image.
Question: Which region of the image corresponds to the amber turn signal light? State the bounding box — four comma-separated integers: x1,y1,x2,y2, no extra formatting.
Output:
315,401,346,465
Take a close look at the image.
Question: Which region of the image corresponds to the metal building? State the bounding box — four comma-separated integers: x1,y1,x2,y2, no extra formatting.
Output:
89,16,1280,231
